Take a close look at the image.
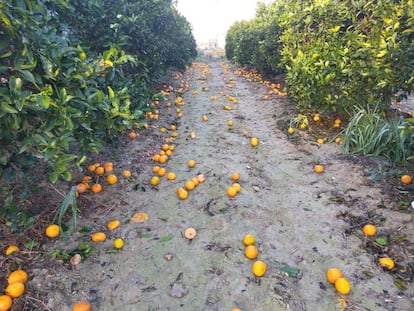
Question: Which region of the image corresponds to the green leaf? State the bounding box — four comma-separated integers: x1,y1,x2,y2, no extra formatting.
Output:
1,102,18,114
375,237,388,246
281,265,301,278
159,235,173,242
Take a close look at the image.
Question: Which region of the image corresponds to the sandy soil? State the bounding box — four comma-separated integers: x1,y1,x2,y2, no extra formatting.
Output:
29,60,414,311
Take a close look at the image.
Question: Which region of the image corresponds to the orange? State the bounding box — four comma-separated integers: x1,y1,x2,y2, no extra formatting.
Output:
45,224,60,238
231,172,240,181
72,300,92,311
317,138,324,144
159,155,168,164
334,137,343,144
202,115,209,122
95,166,105,176
5,282,25,298
157,167,166,177
313,114,320,122
288,127,295,134
5,245,19,256
91,183,102,193
245,245,258,259
91,232,107,242
334,277,351,295
167,172,176,180
231,309,242,311
401,174,412,185
0,295,12,311
107,220,121,230
113,238,124,249
152,165,160,173
252,260,266,277
177,188,188,200
362,224,376,236
185,180,195,191
197,174,206,183
191,177,200,187
243,234,255,246
226,186,237,197
227,120,234,126
162,144,169,151
314,165,324,173
122,170,131,177
104,162,113,172
165,149,173,157
379,257,395,270
232,183,241,193
151,176,160,186
184,227,197,240
76,183,88,194
187,160,196,168
326,268,343,284
250,137,259,147
8,270,28,284
87,164,96,173
128,131,137,139
153,154,160,162
106,174,118,185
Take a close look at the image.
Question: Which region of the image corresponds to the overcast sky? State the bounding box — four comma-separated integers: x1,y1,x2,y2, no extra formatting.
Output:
175,0,274,46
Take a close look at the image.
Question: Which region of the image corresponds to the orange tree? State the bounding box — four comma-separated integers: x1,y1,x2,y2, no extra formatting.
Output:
278,0,414,112
225,2,284,76
0,0,196,230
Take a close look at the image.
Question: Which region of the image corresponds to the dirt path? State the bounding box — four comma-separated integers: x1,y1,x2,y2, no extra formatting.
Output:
32,60,413,310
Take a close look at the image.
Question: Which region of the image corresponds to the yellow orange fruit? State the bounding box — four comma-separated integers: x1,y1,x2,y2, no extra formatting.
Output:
252,260,266,277
91,232,107,242
187,160,196,168
7,270,28,284
243,234,255,246
227,120,234,126
317,138,325,144
5,245,19,256
362,224,377,236
152,165,160,173
197,174,206,183
72,300,92,311
379,257,395,270
245,245,258,259
288,127,295,134
401,175,412,185
91,183,102,193
326,268,343,284
151,176,160,186
232,183,241,193
45,224,60,238
128,131,137,139
0,295,12,311
334,277,351,295
167,172,177,180
76,183,88,194
5,282,25,298
122,170,131,177
202,115,209,122
157,167,166,177
113,238,124,249
177,187,188,200
87,164,96,173
185,180,196,191
106,174,118,185
191,177,200,187
250,137,259,147
226,186,237,197
314,165,324,173
95,166,105,176
107,220,121,231
231,309,242,311
231,172,240,181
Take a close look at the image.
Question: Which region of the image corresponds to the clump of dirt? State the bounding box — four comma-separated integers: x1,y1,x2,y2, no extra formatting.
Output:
1,59,414,310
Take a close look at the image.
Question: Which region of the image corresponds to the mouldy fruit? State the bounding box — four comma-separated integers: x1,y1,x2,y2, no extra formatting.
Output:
184,227,197,240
